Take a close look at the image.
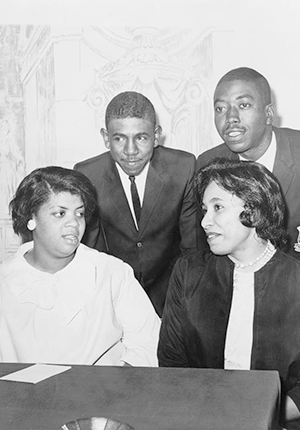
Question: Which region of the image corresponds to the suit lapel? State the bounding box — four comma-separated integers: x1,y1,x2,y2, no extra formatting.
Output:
272,127,295,196
103,157,138,234
138,149,164,236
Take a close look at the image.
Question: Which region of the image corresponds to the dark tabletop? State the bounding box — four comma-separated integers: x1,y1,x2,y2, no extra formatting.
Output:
0,363,280,430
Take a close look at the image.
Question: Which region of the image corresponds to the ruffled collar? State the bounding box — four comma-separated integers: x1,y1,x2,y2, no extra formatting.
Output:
3,242,97,324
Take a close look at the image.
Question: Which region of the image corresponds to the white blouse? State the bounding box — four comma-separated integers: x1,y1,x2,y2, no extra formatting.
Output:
0,242,160,367
224,270,255,370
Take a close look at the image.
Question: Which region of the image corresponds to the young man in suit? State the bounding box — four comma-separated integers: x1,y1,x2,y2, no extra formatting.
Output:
196,67,300,259
75,91,197,316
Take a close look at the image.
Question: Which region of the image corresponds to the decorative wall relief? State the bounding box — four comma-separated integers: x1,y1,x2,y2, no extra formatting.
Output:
85,27,214,155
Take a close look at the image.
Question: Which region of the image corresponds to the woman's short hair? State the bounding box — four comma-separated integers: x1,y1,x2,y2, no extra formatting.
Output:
194,158,288,248
10,166,98,243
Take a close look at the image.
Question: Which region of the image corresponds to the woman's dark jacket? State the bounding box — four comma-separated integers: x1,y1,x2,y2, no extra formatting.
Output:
158,249,300,413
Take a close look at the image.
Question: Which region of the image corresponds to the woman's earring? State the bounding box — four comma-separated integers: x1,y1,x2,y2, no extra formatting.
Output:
27,219,36,231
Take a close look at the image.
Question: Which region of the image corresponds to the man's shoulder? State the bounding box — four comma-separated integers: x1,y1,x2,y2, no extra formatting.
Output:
155,145,196,160
74,152,111,171
74,152,113,180
274,126,300,161
196,143,234,170
275,125,300,136
151,146,196,180
155,145,195,162
274,126,300,144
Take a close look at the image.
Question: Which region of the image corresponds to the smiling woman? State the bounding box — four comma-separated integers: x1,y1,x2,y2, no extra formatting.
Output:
0,166,160,367
158,158,300,427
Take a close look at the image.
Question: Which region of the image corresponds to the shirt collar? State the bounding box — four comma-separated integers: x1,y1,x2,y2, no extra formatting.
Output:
239,131,276,172
3,242,96,324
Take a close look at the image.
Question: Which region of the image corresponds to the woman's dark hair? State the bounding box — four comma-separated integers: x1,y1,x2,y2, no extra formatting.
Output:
194,158,288,249
9,166,98,243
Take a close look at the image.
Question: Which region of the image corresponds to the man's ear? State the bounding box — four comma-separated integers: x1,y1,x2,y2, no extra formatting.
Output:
100,128,110,149
154,125,162,147
266,104,274,125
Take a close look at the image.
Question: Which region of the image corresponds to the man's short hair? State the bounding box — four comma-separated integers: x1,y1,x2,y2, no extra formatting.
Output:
105,91,156,128
215,67,272,105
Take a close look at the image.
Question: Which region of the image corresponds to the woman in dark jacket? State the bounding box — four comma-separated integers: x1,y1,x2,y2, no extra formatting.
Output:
158,158,300,428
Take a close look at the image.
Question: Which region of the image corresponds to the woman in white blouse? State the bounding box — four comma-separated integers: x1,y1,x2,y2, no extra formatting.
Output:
158,158,300,427
0,166,160,367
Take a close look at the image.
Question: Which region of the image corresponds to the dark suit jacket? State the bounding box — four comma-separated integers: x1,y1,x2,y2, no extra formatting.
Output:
75,146,197,316
196,126,300,260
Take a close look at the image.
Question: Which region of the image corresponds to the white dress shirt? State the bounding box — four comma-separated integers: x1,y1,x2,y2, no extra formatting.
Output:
116,162,150,228
239,131,277,172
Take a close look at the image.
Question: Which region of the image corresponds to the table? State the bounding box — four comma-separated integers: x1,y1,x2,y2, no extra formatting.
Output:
0,363,281,430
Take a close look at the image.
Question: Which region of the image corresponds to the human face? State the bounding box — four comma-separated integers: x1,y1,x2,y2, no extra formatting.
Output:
214,79,274,160
101,117,160,176
30,192,86,270
201,181,256,259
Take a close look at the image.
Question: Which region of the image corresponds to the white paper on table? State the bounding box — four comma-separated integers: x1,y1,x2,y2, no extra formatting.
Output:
0,363,71,384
